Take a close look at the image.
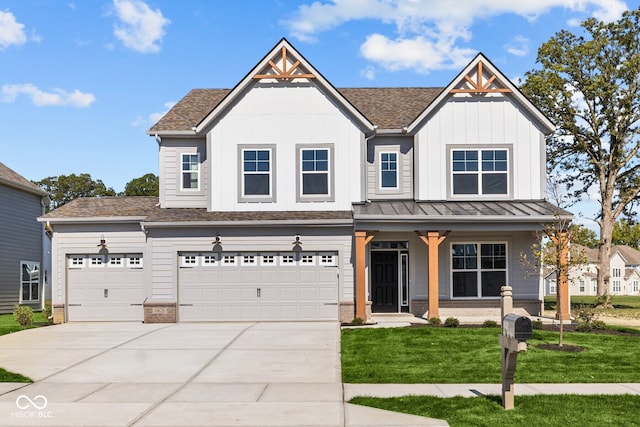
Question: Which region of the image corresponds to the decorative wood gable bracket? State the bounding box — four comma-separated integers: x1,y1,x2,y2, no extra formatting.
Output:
449,61,511,95
253,46,316,81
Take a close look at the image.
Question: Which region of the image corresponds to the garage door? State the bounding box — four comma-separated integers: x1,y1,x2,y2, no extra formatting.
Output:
178,251,339,321
66,254,145,321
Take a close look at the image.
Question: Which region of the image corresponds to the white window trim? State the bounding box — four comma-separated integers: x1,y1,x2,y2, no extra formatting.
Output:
379,151,399,190
180,152,201,191
450,242,508,299
448,145,512,199
19,261,40,303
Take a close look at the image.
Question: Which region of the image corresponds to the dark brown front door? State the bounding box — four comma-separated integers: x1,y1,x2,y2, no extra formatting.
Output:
371,251,398,312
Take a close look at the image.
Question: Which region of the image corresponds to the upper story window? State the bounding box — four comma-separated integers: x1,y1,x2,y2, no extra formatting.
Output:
181,153,200,190
239,145,275,202
612,268,621,277
380,152,398,189
451,149,508,196
297,145,334,202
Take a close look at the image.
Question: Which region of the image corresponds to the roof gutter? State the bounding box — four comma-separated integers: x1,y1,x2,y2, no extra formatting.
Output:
140,219,354,228
37,216,147,224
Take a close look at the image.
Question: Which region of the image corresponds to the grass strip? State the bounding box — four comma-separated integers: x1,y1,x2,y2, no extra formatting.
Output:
351,394,640,427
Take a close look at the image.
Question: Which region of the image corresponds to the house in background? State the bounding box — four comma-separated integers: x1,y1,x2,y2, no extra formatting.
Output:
40,39,571,324
545,244,640,297
0,162,49,314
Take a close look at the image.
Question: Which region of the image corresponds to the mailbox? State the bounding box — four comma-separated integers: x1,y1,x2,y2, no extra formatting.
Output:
502,313,532,340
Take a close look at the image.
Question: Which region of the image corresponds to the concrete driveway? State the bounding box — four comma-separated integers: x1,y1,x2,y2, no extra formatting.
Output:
0,322,445,427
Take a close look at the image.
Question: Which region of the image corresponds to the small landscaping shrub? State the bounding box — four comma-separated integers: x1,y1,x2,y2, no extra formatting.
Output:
574,305,606,332
444,317,459,328
352,317,364,326
591,319,607,330
482,320,498,328
13,305,33,327
532,319,544,330
428,317,441,326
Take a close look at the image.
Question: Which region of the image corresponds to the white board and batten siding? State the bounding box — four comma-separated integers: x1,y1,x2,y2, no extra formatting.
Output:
51,224,148,321
208,85,363,212
366,137,414,200
416,95,547,201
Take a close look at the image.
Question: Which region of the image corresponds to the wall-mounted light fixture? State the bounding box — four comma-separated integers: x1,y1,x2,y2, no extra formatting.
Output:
97,234,107,249
292,234,302,247
212,234,221,245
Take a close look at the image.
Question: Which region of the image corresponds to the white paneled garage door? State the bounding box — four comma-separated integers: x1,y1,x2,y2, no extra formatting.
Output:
66,254,145,321
178,251,339,321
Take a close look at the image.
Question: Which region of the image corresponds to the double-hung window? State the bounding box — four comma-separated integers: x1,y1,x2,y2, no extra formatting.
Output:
451,148,508,196
20,261,40,302
380,152,398,189
298,145,334,201
181,153,200,190
451,243,506,298
241,148,273,200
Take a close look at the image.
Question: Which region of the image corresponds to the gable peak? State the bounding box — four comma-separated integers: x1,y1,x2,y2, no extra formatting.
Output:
253,44,316,81
449,57,511,96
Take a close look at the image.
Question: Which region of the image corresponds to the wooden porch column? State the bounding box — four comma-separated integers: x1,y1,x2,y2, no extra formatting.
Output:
355,231,375,321
417,231,447,319
553,231,571,321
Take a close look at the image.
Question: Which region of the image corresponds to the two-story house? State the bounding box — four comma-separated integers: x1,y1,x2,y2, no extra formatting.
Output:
546,244,640,297
40,39,571,324
0,162,49,314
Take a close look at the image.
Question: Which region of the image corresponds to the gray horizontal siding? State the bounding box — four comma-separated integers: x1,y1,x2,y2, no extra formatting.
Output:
0,185,43,313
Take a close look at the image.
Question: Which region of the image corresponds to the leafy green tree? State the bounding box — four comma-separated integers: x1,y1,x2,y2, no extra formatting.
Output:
35,173,116,212
121,173,159,196
521,9,640,306
570,224,599,249
612,219,640,249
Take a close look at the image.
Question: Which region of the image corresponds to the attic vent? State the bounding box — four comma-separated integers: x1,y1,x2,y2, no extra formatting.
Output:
253,46,316,80
449,61,511,95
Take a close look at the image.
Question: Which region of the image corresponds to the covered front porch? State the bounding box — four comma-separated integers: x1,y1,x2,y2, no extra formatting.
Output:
352,200,572,323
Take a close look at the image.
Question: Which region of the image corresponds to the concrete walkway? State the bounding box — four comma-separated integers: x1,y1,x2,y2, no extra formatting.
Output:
0,322,447,427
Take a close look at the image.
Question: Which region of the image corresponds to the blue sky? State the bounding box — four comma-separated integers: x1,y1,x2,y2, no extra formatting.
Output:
0,0,631,227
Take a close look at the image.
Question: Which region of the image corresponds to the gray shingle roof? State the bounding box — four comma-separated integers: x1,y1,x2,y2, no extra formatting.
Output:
614,245,640,265
0,162,47,196
149,87,444,133
40,196,353,224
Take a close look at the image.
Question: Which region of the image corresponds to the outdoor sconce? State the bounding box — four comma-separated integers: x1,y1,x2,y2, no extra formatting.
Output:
212,234,221,245
97,235,107,249
292,234,302,247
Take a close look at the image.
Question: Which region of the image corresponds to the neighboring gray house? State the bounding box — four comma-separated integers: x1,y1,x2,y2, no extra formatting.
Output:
0,162,49,313
40,39,570,324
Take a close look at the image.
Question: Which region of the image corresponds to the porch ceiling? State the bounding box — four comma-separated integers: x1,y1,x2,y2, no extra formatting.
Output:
353,200,572,231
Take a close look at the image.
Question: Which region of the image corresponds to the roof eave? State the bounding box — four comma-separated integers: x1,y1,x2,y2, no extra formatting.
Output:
38,216,147,224
141,219,354,228
0,177,48,198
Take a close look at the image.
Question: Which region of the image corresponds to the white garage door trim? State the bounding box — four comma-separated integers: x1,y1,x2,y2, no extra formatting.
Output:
66,254,145,321
178,251,339,321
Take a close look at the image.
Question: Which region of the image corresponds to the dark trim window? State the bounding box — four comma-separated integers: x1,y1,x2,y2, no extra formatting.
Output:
243,149,271,196
181,153,200,190
301,148,329,196
20,261,40,302
452,149,508,195
452,243,506,298
380,152,398,189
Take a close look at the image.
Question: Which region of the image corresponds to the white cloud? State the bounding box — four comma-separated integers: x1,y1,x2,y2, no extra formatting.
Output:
112,0,170,53
283,0,629,76
131,101,175,127
1,83,96,107
360,65,376,80
0,10,27,49
504,35,529,57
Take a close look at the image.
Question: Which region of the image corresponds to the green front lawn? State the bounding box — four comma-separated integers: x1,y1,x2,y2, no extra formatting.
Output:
0,311,48,383
351,394,640,427
342,327,640,383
